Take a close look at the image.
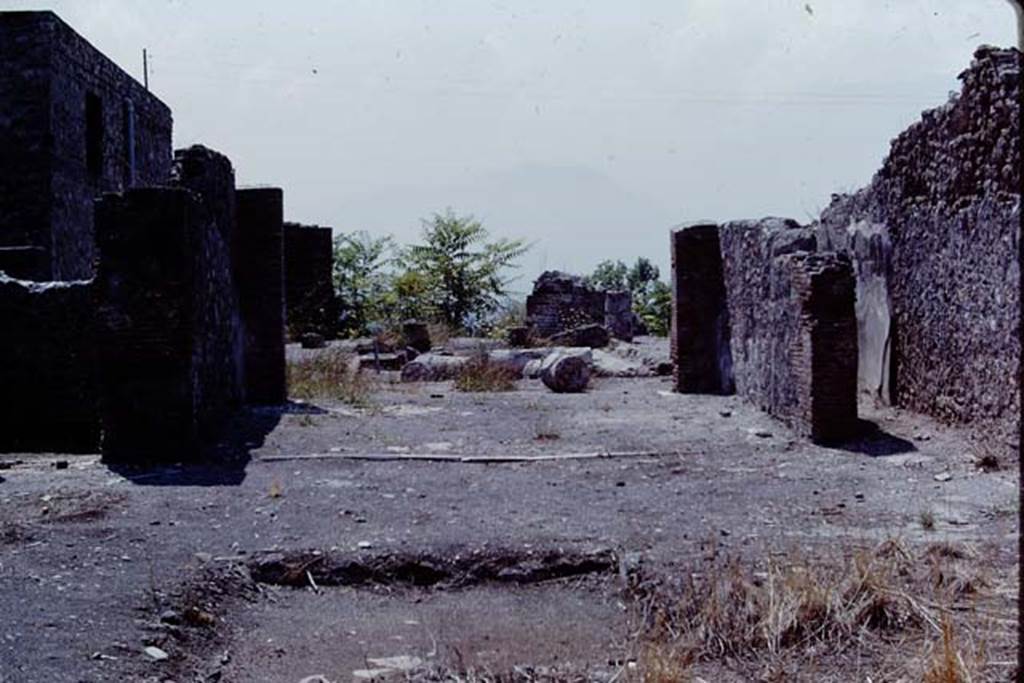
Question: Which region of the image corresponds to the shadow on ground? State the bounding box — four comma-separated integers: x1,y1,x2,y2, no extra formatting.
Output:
832,419,917,457
103,400,321,486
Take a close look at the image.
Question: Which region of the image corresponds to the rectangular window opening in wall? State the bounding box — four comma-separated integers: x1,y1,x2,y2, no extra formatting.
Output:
86,93,104,180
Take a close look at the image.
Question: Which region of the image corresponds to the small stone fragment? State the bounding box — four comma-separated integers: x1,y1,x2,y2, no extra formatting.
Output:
143,645,169,661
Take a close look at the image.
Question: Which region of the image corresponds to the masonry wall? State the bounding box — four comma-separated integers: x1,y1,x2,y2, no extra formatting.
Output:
526,271,613,339
237,188,287,404
284,222,335,338
718,218,816,408
670,224,733,394
0,11,173,282
0,275,99,452
816,46,1020,447
95,188,196,461
767,252,859,443
171,146,245,425
671,219,857,442
0,13,55,279
95,178,245,462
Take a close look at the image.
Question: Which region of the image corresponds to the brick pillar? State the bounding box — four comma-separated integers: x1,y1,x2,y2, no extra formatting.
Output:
670,224,733,394
95,188,198,462
772,252,858,443
236,188,286,404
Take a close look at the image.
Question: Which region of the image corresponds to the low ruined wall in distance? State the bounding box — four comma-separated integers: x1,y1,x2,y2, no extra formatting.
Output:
0,275,98,452
817,46,1020,447
526,271,633,341
284,222,335,339
237,188,286,404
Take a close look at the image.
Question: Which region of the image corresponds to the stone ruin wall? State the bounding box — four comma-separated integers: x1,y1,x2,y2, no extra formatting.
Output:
48,13,172,281
284,222,336,339
816,46,1021,448
525,271,635,341
0,276,99,453
171,147,246,435
672,221,858,443
718,219,818,409
95,187,207,461
768,252,858,443
0,11,292,460
0,11,172,281
0,13,52,279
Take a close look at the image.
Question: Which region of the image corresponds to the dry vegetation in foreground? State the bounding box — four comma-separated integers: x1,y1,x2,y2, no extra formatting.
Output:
406,540,1017,683
286,348,373,406
630,539,1017,683
454,353,519,393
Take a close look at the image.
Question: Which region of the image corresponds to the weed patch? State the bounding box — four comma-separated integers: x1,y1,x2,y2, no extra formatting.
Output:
287,348,372,406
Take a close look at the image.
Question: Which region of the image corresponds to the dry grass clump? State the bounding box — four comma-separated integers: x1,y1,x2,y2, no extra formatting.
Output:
286,348,372,405
454,353,518,393
629,540,1015,682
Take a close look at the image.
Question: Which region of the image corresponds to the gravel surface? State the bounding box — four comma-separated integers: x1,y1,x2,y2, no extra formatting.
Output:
0,367,1016,682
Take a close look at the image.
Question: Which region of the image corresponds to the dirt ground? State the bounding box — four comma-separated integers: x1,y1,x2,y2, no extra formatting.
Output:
0,340,1018,682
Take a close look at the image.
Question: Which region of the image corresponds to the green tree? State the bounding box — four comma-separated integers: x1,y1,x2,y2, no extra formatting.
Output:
627,257,660,298
587,260,629,291
332,231,395,336
639,279,672,336
401,209,530,332
586,256,671,337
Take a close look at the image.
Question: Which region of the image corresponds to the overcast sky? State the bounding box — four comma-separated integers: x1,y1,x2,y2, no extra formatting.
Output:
11,0,1017,289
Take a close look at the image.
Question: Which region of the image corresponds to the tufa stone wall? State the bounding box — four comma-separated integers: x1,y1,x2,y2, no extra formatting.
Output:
0,11,172,281
816,46,1020,446
670,224,733,394
284,222,336,339
237,188,287,404
0,275,99,453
